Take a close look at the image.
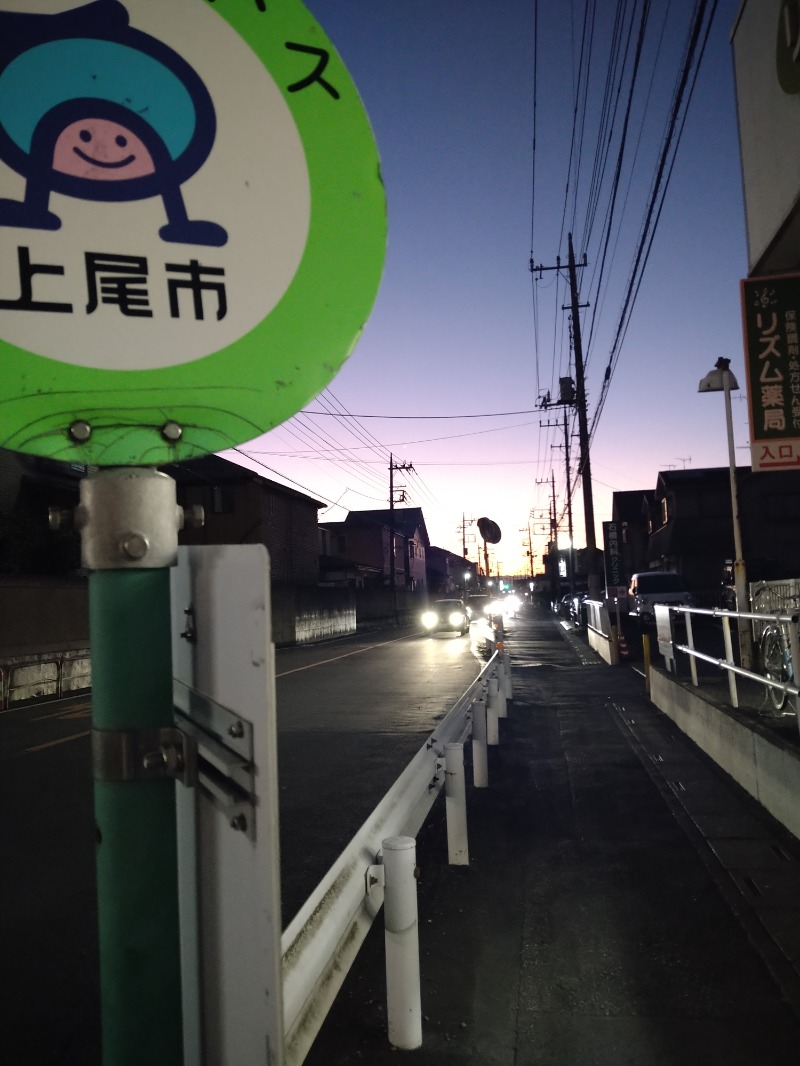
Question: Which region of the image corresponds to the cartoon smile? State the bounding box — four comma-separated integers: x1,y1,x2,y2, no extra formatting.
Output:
0,0,228,246
52,118,156,180
73,130,136,169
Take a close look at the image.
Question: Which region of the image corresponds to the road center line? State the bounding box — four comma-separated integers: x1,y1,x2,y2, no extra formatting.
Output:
25,730,92,754
276,634,412,678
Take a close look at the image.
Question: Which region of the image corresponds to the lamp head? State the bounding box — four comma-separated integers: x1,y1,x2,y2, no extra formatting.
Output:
698,357,739,393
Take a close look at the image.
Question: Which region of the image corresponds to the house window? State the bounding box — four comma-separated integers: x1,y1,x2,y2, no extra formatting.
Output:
660,498,669,526
408,541,416,559
210,485,234,515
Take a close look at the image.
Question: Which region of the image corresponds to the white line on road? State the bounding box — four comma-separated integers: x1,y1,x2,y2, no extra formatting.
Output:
276,634,413,678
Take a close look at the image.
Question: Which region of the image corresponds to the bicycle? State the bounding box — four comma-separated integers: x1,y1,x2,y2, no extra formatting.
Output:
758,620,793,712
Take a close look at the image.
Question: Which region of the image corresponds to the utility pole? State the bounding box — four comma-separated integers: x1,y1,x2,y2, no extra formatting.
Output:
458,513,477,560
545,409,576,596
536,474,559,603
567,232,599,596
531,234,600,598
389,453,413,616
520,522,535,580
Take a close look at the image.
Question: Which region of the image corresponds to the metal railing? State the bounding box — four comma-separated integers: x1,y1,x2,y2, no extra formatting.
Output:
660,604,800,734
281,650,509,1065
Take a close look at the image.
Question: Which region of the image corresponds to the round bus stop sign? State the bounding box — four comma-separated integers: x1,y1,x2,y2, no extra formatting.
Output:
0,0,386,465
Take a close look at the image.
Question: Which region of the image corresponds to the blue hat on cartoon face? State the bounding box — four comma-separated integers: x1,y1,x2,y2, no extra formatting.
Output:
0,0,227,246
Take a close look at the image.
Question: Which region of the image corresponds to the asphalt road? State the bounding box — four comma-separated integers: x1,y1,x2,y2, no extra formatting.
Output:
0,622,485,1065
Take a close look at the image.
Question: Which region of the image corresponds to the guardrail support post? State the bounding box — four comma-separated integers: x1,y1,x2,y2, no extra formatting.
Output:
472,700,489,787
503,650,513,700
486,678,500,745
494,663,508,719
382,836,422,1050
444,743,469,865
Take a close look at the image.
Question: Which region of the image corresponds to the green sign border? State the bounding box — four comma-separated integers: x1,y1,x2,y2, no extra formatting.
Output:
0,0,386,466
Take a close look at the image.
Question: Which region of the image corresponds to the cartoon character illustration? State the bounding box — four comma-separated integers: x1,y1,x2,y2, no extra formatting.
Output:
0,0,227,246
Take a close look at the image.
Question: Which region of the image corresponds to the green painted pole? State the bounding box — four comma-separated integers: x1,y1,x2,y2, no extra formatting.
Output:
91,567,183,1065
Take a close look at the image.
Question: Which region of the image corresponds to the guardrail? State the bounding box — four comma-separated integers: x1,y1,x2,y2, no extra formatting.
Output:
660,605,800,734
281,649,511,1065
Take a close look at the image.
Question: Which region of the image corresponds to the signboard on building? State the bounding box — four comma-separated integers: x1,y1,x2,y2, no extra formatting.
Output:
732,0,800,275
741,274,800,470
602,520,626,592
0,0,386,466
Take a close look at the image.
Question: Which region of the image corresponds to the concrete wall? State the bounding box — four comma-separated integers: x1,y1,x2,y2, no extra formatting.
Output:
650,667,800,841
271,586,357,646
584,601,619,666
0,649,91,707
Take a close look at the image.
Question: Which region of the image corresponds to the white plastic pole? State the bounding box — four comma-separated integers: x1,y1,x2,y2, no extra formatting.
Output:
444,743,469,865
503,650,513,700
486,678,500,745
472,700,489,787
383,836,422,1050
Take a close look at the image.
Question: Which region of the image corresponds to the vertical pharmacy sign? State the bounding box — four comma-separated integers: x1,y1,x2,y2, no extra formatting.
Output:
0,0,386,465
741,274,800,470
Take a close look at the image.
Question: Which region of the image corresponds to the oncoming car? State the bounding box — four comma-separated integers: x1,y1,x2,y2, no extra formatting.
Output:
421,598,470,635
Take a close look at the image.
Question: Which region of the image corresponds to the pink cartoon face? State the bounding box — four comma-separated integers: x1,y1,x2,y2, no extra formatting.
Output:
52,119,156,181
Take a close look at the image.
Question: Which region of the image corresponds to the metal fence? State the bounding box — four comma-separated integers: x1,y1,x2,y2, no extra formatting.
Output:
659,603,800,736
281,649,510,1064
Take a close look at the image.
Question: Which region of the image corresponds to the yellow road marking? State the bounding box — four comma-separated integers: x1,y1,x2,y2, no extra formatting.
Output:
25,730,91,754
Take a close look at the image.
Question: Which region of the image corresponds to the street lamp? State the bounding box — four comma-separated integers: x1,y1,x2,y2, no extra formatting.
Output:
464,570,471,599
698,357,754,669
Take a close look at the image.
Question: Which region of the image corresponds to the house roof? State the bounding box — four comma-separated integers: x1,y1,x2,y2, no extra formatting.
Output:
162,454,325,508
611,489,655,522
344,507,430,547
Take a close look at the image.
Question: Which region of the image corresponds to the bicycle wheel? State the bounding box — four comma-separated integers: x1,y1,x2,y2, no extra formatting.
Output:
760,625,788,711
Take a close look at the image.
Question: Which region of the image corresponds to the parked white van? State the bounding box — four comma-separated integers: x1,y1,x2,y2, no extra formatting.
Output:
627,572,693,624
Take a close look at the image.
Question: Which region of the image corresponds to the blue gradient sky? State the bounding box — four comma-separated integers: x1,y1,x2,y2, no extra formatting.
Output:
227,0,749,577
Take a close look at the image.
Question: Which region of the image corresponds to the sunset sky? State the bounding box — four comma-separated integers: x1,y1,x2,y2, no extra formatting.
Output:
226,0,750,577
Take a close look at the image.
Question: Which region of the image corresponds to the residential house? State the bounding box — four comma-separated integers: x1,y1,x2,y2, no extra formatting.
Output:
0,448,83,576
164,455,324,585
330,508,429,592
318,522,381,588
642,466,800,596
426,546,477,596
609,488,656,584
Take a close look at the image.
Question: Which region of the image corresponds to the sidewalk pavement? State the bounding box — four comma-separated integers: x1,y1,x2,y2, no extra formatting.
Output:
303,606,800,1066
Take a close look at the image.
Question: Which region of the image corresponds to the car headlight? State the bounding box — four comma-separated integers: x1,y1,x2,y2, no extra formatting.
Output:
448,611,464,627
421,611,438,629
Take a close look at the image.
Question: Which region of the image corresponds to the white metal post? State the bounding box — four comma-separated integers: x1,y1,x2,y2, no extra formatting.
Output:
382,837,422,1050
486,678,500,745
444,743,469,865
685,612,698,688
721,615,739,708
788,616,800,739
471,700,489,787
723,369,754,670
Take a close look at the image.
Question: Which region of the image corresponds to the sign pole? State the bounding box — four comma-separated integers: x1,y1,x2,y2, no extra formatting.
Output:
79,469,195,1066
